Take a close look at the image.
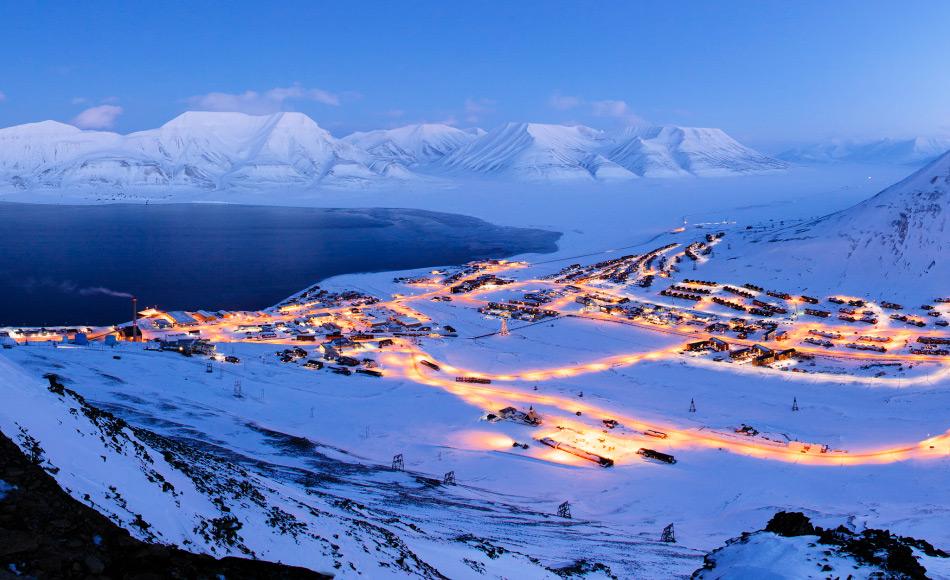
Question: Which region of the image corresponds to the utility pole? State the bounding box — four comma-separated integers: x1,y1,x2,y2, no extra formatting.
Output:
557,501,572,519
130,297,137,342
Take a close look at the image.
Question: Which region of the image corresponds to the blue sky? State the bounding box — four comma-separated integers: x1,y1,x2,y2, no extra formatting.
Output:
1,1,948,148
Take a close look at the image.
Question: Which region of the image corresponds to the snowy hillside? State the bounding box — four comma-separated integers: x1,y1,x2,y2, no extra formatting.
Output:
0,352,700,577
608,126,787,177
0,121,121,188
0,112,409,191
694,512,950,579
700,149,950,300
437,123,785,181
438,122,636,181
780,136,950,166
343,123,480,167
0,114,786,192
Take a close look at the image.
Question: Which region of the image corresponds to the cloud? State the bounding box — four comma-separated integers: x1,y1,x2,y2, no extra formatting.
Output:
590,99,644,125
185,85,341,114
71,105,124,129
548,94,645,126
548,93,582,111
463,97,496,124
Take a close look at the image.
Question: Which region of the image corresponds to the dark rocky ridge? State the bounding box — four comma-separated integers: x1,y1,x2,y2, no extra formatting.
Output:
693,511,949,579
0,429,329,580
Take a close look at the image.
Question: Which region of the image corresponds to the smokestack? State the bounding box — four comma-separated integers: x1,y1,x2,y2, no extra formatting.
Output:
131,296,138,342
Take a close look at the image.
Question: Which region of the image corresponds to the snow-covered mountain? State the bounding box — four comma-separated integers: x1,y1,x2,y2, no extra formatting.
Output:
779,136,950,166
436,123,785,181
802,148,950,290
438,122,636,181
343,123,480,167
0,114,786,191
608,126,788,177
0,112,409,191
0,121,121,189
702,149,950,300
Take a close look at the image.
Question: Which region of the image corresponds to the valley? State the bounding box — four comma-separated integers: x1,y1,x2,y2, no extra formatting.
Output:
2,151,949,576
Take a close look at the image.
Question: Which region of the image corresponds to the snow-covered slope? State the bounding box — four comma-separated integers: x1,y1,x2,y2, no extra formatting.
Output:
694,512,950,579
438,123,785,181
0,352,699,577
695,532,883,579
439,122,636,181
701,149,950,300
343,123,479,167
0,115,786,192
0,121,122,188
780,136,950,166
608,126,788,177
0,112,409,191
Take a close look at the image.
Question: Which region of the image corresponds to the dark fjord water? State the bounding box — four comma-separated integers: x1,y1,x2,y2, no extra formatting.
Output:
0,204,560,326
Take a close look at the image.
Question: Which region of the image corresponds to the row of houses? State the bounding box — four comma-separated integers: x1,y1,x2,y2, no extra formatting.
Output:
480,301,558,322
549,242,678,285
450,274,514,294
686,337,796,367
145,336,215,356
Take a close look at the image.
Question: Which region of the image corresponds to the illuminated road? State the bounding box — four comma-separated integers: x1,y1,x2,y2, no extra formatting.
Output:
12,235,948,468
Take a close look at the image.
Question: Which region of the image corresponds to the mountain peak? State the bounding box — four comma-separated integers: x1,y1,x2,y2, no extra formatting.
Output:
344,123,479,166
608,125,785,176
0,120,84,136
0,114,787,190
709,149,950,301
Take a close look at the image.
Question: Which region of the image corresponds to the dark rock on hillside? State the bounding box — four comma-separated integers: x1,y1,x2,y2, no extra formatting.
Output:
693,511,948,580
0,429,329,579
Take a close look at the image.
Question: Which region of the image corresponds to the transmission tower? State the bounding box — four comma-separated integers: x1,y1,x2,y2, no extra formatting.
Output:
499,317,509,336
391,453,404,471
443,471,456,485
233,380,243,398
206,362,213,374
557,501,572,519
689,398,696,413
792,397,800,412
661,523,676,543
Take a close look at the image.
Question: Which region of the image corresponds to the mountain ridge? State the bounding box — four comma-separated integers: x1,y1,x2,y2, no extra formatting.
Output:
0,111,787,190
699,149,950,300
779,136,950,166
